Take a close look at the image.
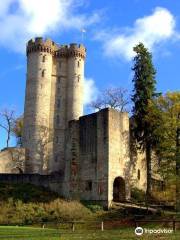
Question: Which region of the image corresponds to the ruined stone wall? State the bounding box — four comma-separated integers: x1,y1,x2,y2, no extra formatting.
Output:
65,109,132,206
65,109,109,205
108,110,130,205
130,149,161,192
0,173,62,194
130,149,147,191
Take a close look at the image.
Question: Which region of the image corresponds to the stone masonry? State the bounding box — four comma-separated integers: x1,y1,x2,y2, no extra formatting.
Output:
0,37,149,208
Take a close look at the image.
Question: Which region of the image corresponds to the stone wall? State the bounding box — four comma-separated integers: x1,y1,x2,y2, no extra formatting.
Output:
108,110,130,204
64,110,109,204
130,149,147,191
0,173,62,194
65,108,131,207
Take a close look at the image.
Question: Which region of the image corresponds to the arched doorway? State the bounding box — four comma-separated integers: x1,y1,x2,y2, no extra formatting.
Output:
113,177,126,202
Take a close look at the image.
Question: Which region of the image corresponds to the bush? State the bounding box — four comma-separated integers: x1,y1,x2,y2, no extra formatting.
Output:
131,187,146,203
0,184,92,225
81,201,103,213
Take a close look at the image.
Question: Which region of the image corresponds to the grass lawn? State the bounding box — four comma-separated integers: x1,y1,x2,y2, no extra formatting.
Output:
0,226,180,240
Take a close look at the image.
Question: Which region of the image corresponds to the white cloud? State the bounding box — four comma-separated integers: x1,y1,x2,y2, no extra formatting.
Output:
97,7,178,61
84,77,98,106
0,0,100,52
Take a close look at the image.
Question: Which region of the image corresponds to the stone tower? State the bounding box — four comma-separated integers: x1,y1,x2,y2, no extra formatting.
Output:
23,37,86,174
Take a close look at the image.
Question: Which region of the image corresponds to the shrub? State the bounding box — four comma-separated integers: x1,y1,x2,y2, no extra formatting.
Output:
131,187,146,203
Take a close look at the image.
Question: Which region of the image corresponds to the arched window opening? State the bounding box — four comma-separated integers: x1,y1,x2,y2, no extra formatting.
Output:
77,61,80,67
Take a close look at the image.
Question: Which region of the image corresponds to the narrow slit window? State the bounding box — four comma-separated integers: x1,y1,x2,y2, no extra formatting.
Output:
138,169,140,180
56,115,60,125
85,181,92,191
57,99,60,109
77,61,80,68
42,70,45,77
42,55,46,62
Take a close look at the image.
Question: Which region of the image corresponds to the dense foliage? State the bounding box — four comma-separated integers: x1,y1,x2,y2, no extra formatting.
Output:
131,43,159,196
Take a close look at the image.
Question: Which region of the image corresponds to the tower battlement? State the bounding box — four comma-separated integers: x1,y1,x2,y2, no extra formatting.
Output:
56,43,86,59
27,37,86,59
26,37,59,55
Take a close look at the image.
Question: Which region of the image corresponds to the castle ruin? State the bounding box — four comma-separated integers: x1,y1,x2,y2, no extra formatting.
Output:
0,37,149,207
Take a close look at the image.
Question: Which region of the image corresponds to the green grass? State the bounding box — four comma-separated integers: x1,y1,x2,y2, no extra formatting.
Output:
0,226,180,240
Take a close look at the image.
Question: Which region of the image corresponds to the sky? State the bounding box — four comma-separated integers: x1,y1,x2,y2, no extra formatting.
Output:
0,0,180,149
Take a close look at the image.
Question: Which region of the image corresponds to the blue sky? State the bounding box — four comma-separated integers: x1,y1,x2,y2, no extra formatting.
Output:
0,0,180,149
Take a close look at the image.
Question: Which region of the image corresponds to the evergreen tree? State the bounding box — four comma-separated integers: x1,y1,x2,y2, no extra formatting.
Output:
131,43,158,198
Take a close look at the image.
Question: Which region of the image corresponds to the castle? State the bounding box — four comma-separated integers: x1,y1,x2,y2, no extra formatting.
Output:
0,37,149,207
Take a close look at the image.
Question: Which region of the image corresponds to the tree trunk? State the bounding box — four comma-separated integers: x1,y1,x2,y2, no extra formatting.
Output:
146,143,151,201
6,130,10,148
176,114,180,211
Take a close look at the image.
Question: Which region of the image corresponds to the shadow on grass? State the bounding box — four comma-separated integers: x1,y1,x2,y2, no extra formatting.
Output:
0,183,59,203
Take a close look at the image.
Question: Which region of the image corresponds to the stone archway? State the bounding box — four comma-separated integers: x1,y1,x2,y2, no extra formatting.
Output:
113,176,126,202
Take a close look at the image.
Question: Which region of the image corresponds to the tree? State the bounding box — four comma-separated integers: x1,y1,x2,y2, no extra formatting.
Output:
147,92,180,208
90,87,129,112
131,43,159,198
12,116,23,147
0,109,15,148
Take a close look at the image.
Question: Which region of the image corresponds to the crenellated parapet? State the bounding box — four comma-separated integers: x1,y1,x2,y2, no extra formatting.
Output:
27,38,86,59
67,43,86,59
26,37,59,56
56,43,86,59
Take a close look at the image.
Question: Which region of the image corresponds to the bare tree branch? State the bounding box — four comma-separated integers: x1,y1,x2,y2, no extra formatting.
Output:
90,87,130,112
0,109,15,148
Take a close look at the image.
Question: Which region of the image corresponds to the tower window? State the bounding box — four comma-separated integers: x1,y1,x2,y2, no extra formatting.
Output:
77,75,80,82
56,136,59,143
42,70,45,77
42,55,46,62
56,115,60,125
57,77,61,84
77,61,80,68
138,169,140,180
57,99,60,109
